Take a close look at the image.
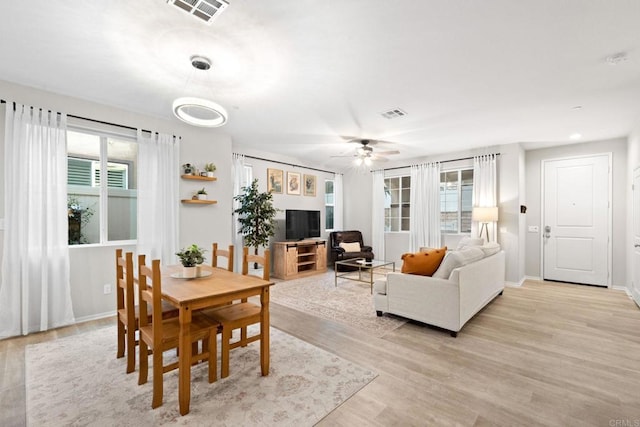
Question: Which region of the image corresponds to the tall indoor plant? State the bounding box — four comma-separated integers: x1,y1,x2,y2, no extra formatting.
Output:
234,179,277,267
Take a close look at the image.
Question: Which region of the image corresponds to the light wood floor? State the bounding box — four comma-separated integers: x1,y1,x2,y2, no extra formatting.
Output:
2,280,640,426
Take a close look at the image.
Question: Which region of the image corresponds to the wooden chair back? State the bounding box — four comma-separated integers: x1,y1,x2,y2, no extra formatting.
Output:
212,243,234,272
137,255,163,341
242,247,270,280
115,249,137,372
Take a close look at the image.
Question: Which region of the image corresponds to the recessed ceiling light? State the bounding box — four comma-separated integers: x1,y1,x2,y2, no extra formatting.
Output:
570,133,582,140
571,106,582,110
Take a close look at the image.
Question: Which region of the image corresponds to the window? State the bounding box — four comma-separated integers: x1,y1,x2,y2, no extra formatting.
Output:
440,169,473,233
384,176,411,232
67,129,138,245
325,179,334,230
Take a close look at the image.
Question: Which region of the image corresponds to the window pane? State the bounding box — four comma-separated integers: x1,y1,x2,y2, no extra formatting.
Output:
461,169,473,233
325,206,334,230
107,138,137,241
401,218,410,231
67,131,100,245
401,176,411,188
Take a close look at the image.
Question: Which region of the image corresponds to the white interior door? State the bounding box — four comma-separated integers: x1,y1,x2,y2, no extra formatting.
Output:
632,166,640,305
542,154,610,286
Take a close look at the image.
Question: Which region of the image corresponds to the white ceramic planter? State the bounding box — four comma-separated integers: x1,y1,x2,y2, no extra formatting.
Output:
206,171,215,177
182,266,197,278
197,194,207,200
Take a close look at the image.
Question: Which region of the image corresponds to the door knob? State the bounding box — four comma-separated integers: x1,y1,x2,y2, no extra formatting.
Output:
544,225,551,238
635,244,640,248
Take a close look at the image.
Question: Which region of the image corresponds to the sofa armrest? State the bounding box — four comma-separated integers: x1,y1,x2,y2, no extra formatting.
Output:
361,245,373,252
332,246,345,254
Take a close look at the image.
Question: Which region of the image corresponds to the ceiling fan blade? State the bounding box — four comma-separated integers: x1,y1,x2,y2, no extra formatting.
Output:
376,150,400,156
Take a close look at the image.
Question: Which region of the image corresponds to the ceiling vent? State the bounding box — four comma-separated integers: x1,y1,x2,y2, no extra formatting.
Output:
380,108,407,119
167,0,229,24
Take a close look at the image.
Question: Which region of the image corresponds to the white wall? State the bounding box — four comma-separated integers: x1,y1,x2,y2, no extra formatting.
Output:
343,144,525,284
524,138,628,287
0,79,233,321
628,128,640,296
232,145,337,261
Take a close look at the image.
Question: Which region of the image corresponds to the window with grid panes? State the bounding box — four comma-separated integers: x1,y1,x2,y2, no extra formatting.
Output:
384,176,411,231
440,169,473,233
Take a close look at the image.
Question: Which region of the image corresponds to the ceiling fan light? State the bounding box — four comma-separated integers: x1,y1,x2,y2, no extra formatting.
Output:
364,157,372,166
172,97,228,127
354,158,363,166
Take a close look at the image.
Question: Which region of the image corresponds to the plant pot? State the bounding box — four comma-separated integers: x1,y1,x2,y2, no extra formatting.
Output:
197,194,207,200
206,171,215,177
182,266,197,278
196,264,203,275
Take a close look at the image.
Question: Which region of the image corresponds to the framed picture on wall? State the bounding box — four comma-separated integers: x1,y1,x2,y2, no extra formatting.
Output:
267,168,283,194
303,174,316,196
287,171,301,195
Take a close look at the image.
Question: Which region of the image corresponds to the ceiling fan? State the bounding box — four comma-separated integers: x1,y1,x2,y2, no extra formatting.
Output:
332,139,400,166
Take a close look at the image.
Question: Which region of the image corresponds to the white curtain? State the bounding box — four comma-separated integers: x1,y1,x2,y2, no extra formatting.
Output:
472,154,498,242
0,102,75,338
136,131,180,264
409,162,441,252
232,154,246,272
333,173,343,231
371,170,386,260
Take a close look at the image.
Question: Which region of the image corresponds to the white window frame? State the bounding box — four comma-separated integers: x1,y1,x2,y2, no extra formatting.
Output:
325,179,335,231
440,168,473,234
67,127,138,246
384,175,411,232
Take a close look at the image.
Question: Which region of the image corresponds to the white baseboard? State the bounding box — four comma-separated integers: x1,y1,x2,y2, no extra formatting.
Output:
611,285,630,293
525,275,542,282
74,311,114,324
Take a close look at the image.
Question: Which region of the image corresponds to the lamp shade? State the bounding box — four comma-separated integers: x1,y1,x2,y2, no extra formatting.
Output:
472,206,499,222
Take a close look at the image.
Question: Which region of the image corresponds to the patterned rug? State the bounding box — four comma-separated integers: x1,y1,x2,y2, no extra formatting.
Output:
270,270,407,338
25,325,376,426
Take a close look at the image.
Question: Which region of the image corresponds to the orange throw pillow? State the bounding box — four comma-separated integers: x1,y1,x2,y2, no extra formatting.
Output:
401,247,447,276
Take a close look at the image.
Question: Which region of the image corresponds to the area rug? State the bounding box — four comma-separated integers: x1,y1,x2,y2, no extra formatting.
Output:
25,325,377,426
270,270,407,338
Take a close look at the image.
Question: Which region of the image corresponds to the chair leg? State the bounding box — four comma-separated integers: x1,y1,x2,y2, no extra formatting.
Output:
117,320,125,358
207,335,217,383
151,348,164,408
240,326,248,347
221,327,231,378
138,341,148,385
126,326,136,373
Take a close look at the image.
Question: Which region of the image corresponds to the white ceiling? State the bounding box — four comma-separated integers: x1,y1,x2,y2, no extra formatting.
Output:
1,1,639,170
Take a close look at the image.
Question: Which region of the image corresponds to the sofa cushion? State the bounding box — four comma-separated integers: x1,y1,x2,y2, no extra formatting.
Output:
339,241,361,252
432,247,485,279
400,247,447,276
456,236,485,250
481,242,501,257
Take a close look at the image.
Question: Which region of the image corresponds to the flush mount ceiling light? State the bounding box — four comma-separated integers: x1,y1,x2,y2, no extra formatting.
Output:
172,55,228,127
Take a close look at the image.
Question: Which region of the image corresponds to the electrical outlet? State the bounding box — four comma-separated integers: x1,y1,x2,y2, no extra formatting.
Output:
103,284,112,295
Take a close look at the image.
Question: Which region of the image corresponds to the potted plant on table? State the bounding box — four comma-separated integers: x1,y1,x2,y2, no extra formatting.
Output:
176,244,206,278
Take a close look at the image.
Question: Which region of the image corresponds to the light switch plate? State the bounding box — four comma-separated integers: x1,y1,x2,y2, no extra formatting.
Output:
528,225,539,232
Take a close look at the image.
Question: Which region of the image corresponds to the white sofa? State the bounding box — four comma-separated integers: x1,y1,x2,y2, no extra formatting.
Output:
373,249,505,337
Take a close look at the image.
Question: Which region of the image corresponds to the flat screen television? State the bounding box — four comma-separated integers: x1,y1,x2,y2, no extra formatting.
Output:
285,209,321,241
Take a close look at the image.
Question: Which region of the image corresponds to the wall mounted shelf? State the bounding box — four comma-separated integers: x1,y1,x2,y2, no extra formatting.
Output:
181,199,217,205
181,174,217,181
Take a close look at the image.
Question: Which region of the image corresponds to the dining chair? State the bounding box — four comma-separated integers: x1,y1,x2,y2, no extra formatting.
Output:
212,243,234,271
203,247,270,378
115,249,179,374
137,254,220,409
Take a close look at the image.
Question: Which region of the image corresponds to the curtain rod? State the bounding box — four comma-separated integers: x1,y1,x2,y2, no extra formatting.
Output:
0,99,173,137
381,152,501,172
237,153,338,175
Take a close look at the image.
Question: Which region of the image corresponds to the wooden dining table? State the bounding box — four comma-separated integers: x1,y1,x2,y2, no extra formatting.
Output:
161,264,274,415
